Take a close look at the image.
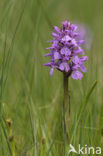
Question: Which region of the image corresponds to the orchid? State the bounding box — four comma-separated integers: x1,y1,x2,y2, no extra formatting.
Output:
44,20,88,80
43,20,88,145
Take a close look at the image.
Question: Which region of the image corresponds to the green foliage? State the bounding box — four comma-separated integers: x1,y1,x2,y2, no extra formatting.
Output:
0,0,102,155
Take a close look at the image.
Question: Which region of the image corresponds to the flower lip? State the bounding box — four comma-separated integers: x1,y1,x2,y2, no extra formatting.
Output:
61,35,71,42
59,62,70,72
60,47,71,56
54,52,61,60
72,71,83,80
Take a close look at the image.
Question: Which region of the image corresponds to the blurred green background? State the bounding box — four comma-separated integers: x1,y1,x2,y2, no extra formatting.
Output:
0,0,103,155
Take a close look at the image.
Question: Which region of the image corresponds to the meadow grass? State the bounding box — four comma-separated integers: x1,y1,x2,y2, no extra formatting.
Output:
0,0,103,155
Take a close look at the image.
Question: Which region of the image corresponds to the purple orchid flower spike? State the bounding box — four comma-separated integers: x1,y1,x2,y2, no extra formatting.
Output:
43,20,88,145
44,20,88,80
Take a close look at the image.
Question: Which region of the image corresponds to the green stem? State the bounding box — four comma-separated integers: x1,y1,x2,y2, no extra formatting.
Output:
63,73,70,143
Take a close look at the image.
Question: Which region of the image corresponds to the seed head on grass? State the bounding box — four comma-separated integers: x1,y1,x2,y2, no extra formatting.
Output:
6,118,12,128
44,20,88,79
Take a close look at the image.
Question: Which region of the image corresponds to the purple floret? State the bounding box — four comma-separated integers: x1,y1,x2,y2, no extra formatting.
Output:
44,20,88,80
